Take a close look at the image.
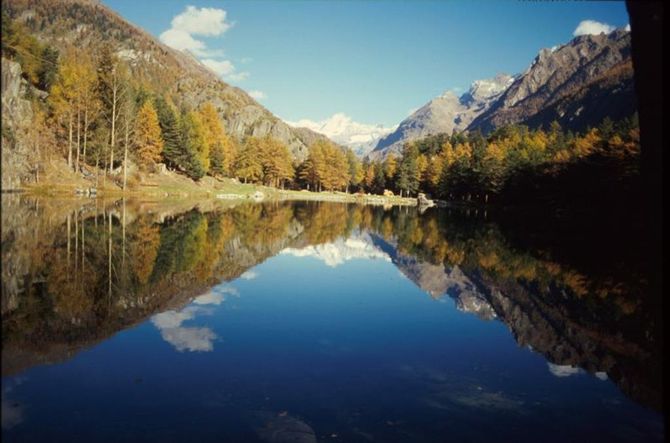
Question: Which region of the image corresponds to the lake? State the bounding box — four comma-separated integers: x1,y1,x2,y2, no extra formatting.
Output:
1,194,663,442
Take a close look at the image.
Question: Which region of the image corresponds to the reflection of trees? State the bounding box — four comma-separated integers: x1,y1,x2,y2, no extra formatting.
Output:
1,196,660,410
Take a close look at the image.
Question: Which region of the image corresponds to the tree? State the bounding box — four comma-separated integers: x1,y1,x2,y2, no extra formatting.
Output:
235,136,263,183
199,102,229,176
154,96,183,169
346,149,363,193
383,154,398,183
396,143,419,197
179,110,207,180
97,44,130,174
135,100,164,169
49,49,79,170
37,46,59,91
258,135,294,188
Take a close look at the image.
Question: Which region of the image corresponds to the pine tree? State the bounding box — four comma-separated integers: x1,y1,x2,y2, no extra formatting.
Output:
154,96,182,169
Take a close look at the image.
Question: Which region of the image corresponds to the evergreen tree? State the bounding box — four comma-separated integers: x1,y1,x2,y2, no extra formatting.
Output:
154,96,182,169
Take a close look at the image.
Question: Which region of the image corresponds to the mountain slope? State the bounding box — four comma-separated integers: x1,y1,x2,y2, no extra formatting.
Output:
468,29,634,133
371,29,635,159
2,0,331,160
370,74,514,158
286,113,397,157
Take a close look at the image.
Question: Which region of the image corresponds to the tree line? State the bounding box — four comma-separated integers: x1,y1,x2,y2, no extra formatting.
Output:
2,12,640,199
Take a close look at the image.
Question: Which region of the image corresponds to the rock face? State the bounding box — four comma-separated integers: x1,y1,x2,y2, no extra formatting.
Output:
469,29,634,133
371,74,514,158
371,29,635,158
2,0,331,161
1,58,34,190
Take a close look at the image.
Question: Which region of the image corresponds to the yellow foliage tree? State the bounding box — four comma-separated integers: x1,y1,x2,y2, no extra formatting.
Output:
135,101,164,169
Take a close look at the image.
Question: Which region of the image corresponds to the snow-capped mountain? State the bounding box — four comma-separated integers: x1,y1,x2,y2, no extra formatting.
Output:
370,74,515,158
280,232,391,267
285,113,397,157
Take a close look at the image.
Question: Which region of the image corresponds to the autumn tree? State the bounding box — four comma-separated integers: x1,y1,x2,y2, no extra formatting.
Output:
179,110,207,180
97,44,130,174
134,100,164,170
346,149,364,193
235,136,263,183
199,102,230,177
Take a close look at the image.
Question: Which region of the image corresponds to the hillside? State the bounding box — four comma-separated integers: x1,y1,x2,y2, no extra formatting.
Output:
370,28,635,159
468,29,634,134
371,74,514,158
2,0,332,161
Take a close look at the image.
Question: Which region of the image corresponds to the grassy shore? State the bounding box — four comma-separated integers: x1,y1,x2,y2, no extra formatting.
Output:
16,161,417,206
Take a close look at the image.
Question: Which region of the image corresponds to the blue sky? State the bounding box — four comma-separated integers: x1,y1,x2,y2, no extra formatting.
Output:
104,0,630,127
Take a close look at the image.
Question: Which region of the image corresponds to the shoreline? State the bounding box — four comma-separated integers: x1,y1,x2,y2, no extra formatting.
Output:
2,181,418,207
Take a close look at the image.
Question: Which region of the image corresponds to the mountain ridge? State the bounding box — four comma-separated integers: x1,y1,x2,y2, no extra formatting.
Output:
370,28,635,159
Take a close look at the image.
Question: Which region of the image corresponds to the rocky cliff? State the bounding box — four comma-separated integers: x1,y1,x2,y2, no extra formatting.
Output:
469,29,635,133
371,74,514,158
1,58,35,189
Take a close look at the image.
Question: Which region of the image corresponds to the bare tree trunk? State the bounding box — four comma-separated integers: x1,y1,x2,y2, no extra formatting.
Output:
68,113,73,169
122,198,126,269
109,78,117,175
108,209,112,305
67,212,71,268
75,211,78,276
76,106,81,172
123,121,129,192
81,210,85,278
83,108,88,168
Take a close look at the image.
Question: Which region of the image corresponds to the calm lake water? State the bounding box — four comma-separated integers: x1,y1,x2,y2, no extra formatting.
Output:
1,195,663,442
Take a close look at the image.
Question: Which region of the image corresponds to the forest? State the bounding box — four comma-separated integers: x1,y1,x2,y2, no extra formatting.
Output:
2,12,641,205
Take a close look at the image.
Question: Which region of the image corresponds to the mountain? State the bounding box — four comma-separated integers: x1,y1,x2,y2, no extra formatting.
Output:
2,0,332,160
286,113,397,157
468,29,635,134
370,74,514,158
371,28,635,159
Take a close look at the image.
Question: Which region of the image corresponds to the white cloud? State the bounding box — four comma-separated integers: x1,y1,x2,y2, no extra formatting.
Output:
573,20,615,37
248,90,267,100
240,57,253,64
152,307,217,352
201,58,236,76
160,6,248,82
547,363,582,377
193,284,239,305
160,326,217,352
225,71,250,82
171,5,231,36
624,24,631,32
193,292,225,305
240,270,259,280
159,28,207,54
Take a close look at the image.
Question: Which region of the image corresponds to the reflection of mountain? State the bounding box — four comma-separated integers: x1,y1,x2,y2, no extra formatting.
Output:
371,234,496,320
280,232,390,267
1,196,660,411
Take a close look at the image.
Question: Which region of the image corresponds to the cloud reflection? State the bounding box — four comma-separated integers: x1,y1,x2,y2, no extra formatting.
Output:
152,306,217,352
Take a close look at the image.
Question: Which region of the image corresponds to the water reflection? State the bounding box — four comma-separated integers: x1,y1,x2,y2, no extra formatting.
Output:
0,193,662,426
